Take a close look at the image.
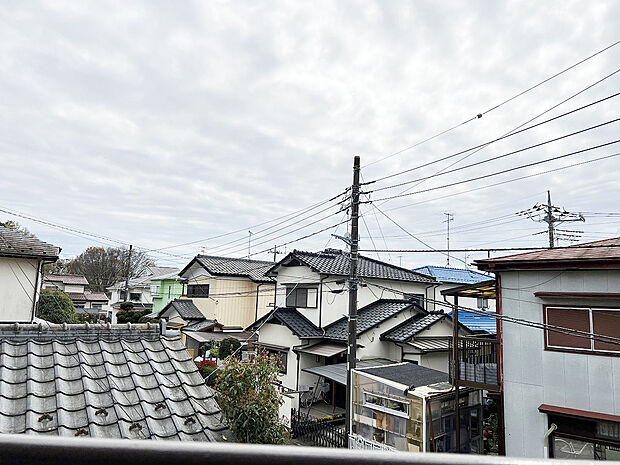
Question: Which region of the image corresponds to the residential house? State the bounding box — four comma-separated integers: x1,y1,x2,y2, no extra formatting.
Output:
108,266,180,313
475,237,620,459
150,271,185,314
414,265,496,333
0,225,60,322
251,249,478,420
0,322,230,441
42,274,109,318
350,362,483,453
178,255,276,328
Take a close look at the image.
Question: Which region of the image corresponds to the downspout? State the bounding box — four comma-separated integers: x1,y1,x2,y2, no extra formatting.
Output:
254,283,263,321
424,283,437,311
30,259,42,322
318,275,327,328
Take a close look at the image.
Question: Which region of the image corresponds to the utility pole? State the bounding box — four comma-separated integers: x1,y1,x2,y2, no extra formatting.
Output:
443,212,454,265
518,190,585,248
248,231,252,259
124,244,133,302
268,245,283,262
346,155,361,439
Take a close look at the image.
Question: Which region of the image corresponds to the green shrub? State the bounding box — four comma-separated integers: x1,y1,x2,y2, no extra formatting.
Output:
218,337,241,359
36,289,76,324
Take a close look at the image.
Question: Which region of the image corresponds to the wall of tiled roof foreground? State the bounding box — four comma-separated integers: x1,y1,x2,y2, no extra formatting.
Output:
0,323,229,441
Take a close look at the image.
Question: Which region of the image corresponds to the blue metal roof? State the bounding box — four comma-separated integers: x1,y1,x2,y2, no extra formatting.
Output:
413,265,491,285
449,309,497,334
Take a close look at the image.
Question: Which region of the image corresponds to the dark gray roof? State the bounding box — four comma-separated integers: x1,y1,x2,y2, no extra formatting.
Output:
324,299,418,341
181,255,275,283
0,226,60,260
43,274,89,285
359,362,448,389
250,308,322,338
380,313,446,343
161,299,205,320
0,323,228,441
271,249,435,283
183,319,221,332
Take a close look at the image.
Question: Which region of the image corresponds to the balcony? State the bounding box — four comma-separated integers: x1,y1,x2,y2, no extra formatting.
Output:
449,336,499,391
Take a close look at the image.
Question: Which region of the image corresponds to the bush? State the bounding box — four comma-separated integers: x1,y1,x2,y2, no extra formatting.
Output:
120,301,134,311
116,309,147,323
37,289,76,324
216,354,289,444
199,365,219,386
218,337,241,359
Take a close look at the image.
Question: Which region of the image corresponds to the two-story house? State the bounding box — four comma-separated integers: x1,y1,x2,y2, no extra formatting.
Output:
475,237,620,460
178,255,276,328
0,225,60,322
42,274,109,316
108,266,180,313
150,270,184,314
251,249,472,420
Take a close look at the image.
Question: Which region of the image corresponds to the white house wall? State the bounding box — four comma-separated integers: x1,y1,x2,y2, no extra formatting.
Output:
500,269,620,459
0,257,40,322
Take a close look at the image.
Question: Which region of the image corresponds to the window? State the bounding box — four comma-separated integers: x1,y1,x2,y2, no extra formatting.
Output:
129,292,141,302
187,284,210,298
150,285,160,297
363,392,409,418
285,286,317,308
545,306,620,354
92,304,102,310
120,290,127,300
404,293,425,308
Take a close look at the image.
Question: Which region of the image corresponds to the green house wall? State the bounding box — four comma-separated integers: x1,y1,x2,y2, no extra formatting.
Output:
151,278,184,314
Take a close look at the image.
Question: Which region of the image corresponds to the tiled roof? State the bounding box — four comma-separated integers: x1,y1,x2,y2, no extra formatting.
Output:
108,267,180,290
273,249,435,283
324,299,418,341
380,313,446,343
183,319,220,332
0,324,228,441
161,299,204,320
84,291,109,302
43,274,89,285
250,308,322,338
0,226,60,260
182,255,275,283
413,266,491,285
475,237,620,270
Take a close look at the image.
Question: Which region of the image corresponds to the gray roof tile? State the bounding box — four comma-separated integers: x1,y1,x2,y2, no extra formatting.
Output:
324,299,418,341
273,249,435,283
160,299,205,320
250,308,323,338
380,313,446,343
0,324,229,441
181,255,275,283
0,225,60,260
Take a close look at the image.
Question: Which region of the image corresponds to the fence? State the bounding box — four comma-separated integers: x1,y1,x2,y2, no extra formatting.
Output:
449,336,499,390
291,409,347,448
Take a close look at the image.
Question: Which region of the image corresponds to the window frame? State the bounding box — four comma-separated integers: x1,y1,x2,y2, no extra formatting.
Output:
187,284,210,298
285,285,318,309
362,391,410,418
543,305,620,357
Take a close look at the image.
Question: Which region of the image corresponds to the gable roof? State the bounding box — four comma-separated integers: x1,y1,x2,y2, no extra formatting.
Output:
359,362,448,389
413,265,491,285
159,299,204,320
0,226,60,260
475,237,620,271
380,312,447,343
180,255,275,283
249,308,323,338
269,249,435,283
43,274,89,286
108,267,180,290
324,299,421,341
0,323,228,440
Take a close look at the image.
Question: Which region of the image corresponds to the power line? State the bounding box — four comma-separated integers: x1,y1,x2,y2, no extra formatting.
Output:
367,118,620,193
365,141,620,203
363,40,620,168
358,243,620,253
365,93,620,186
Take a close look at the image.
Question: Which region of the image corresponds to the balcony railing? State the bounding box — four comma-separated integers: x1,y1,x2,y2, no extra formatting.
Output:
449,336,499,391
0,434,598,465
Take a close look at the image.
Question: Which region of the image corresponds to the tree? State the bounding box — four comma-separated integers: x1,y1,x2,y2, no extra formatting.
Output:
215,354,289,444
0,220,36,238
36,289,76,323
67,246,155,292
218,337,241,359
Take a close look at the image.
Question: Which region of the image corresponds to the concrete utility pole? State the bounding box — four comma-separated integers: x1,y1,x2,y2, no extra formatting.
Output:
444,212,454,265
518,190,585,248
346,155,360,439
123,244,133,302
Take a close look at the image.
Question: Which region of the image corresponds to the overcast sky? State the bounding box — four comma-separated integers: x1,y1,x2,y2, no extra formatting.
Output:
1,1,619,270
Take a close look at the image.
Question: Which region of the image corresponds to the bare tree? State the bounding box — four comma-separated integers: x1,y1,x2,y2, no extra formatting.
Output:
68,246,156,293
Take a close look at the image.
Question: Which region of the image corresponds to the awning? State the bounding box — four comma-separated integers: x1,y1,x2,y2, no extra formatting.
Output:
256,342,290,352
441,279,497,299
539,404,620,423
406,337,450,352
184,331,256,343
296,342,347,357
303,358,393,386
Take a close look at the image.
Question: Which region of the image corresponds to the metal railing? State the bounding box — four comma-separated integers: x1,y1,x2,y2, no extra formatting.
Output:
449,336,499,390
0,434,607,465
